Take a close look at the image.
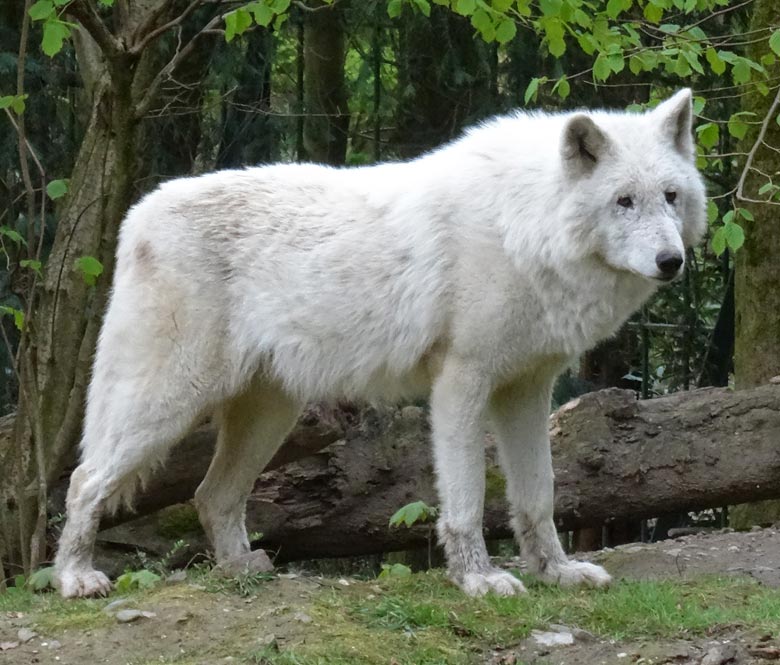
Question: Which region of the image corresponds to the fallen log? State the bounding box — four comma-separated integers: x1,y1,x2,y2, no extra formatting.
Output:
94,384,780,561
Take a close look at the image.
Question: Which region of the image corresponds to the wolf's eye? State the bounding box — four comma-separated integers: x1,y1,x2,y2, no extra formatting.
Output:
617,196,634,208
665,191,677,204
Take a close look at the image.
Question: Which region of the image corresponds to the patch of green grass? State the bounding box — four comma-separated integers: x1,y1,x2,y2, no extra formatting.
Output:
0,585,112,632
250,570,780,664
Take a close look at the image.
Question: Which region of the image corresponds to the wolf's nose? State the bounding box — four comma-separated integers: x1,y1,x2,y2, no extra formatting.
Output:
655,250,684,278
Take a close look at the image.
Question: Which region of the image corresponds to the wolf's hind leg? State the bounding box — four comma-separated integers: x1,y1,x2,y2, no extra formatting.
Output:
431,357,526,597
194,376,301,566
489,378,611,588
55,392,204,598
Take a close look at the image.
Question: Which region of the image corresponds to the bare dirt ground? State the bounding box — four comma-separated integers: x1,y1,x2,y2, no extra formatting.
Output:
1,527,779,665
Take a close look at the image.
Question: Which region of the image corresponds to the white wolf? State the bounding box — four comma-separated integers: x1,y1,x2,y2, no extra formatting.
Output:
55,89,706,598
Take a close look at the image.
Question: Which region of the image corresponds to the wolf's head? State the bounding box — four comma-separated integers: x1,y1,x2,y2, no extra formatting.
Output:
560,89,706,283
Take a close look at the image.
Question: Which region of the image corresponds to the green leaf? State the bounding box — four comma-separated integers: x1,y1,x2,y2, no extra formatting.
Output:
643,3,662,23
593,54,611,81
455,0,476,15
28,0,54,21
115,569,162,593
553,76,570,100
10,95,27,115
723,221,744,251
515,0,532,16
20,259,42,276
248,2,274,26
682,50,704,75
0,95,27,113
387,0,402,17
731,58,751,85
0,225,26,245
607,52,625,74
696,122,719,150
736,207,754,222
46,179,68,200
470,9,492,37
495,18,516,44
524,76,542,104
378,563,412,579
0,306,25,332
492,0,513,10
538,0,562,18
727,114,749,140
706,200,718,225
75,255,104,286
389,500,438,528
711,226,726,256
28,566,56,591
413,0,431,16
224,8,252,42
770,30,780,57
42,19,70,57
543,17,565,56
606,0,624,18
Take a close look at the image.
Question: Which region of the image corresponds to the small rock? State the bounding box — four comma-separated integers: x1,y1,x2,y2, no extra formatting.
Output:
48,640,61,650
337,578,350,586
769,375,780,385
531,630,574,647
0,642,19,651
701,643,738,665
17,628,37,643
666,548,682,557
622,546,646,554
166,570,187,583
257,634,277,649
115,609,156,623
102,598,132,615
749,646,780,660
400,405,424,420
293,612,312,624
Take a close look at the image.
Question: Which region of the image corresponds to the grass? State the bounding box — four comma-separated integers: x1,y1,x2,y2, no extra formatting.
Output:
3,567,780,665
249,570,780,664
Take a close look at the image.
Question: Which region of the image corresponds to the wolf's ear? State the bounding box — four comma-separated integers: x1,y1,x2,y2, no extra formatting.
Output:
561,114,610,174
653,89,695,160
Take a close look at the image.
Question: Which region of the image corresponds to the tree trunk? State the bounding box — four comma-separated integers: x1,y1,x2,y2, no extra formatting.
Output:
302,1,349,165
730,0,780,528
394,6,492,158
91,385,780,561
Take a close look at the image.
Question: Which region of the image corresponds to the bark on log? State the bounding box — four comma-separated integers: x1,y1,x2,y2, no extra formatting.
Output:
92,384,780,561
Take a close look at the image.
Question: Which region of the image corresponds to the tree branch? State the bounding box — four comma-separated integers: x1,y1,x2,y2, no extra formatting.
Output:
66,0,123,60
133,10,223,119
130,0,205,56
736,85,780,203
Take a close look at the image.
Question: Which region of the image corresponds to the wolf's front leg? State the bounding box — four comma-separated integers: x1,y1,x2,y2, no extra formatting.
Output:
489,377,611,588
431,356,526,597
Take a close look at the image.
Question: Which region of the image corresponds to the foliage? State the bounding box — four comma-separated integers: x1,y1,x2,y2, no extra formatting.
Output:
389,500,438,528
378,562,413,578
115,569,162,593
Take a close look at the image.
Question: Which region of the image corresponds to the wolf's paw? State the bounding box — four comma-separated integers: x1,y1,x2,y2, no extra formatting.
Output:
216,549,274,576
540,560,611,588
56,568,112,598
460,569,526,597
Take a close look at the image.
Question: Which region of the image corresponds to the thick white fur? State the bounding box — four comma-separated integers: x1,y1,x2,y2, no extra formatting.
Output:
54,90,706,598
